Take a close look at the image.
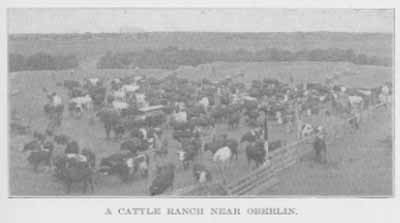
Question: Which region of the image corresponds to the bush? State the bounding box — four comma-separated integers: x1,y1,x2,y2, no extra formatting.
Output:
8,52,79,72
96,47,391,70
9,53,26,72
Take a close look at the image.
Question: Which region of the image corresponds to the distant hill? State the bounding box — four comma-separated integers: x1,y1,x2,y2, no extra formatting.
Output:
8,32,393,61
119,26,146,33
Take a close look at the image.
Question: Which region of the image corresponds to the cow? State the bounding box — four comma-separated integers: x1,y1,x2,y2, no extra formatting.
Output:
240,128,263,146
245,141,266,169
153,137,169,159
54,134,70,146
212,146,233,163
198,97,210,112
33,131,46,143
125,153,150,178
192,163,212,184
227,111,241,129
120,139,141,155
98,152,136,182
112,100,130,112
70,95,92,112
43,103,64,126
149,163,176,196
348,95,364,110
299,123,316,139
63,80,81,91
266,140,285,153
53,154,95,194
177,147,197,170
89,86,107,109
96,108,121,139
23,140,54,172
348,112,361,130
65,140,80,155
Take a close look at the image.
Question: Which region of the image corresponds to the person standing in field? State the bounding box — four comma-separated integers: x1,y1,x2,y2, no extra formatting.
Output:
313,127,327,164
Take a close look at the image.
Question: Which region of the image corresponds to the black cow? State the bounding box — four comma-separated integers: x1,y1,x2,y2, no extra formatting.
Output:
96,109,120,139
65,140,79,155
53,154,95,194
99,152,133,182
246,142,266,169
63,80,81,90
120,139,141,155
54,134,70,145
99,152,148,182
149,163,176,196
23,140,54,172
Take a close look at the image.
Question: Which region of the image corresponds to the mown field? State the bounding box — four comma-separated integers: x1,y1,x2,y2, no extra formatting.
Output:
8,60,393,196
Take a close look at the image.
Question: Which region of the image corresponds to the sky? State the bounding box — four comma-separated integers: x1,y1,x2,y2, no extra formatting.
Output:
8,8,394,34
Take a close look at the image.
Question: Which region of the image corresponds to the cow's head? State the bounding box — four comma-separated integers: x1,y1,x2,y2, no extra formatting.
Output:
177,150,186,161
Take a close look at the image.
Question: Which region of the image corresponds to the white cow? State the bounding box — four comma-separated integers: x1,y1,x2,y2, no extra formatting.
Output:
174,111,188,123
113,90,126,100
213,147,232,163
51,94,62,107
135,93,147,107
358,89,372,96
122,84,140,93
348,95,363,109
112,100,129,111
276,111,283,124
242,96,257,102
175,101,186,111
87,78,100,86
66,153,88,162
382,85,390,95
70,94,92,110
198,97,210,108
139,128,148,140
300,123,315,139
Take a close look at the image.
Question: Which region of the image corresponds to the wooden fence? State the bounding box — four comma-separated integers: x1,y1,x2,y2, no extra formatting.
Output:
172,102,387,196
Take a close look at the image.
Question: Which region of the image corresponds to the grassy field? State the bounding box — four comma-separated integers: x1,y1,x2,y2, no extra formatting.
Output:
8,60,393,196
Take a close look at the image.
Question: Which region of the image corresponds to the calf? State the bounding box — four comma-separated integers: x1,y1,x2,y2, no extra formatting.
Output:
192,164,212,184
177,148,197,170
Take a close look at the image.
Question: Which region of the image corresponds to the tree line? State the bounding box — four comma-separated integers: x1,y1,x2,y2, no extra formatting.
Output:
97,47,392,70
9,52,79,72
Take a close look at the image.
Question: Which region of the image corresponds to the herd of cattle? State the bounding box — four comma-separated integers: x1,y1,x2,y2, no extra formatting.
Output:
18,71,392,195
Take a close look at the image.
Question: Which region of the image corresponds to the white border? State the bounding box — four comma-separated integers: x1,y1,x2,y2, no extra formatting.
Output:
1,1,399,223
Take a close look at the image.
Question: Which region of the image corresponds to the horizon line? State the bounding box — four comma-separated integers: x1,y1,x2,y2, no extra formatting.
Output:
8,30,393,35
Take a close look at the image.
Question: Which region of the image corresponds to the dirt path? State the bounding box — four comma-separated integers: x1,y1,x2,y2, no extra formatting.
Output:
260,107,392,196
